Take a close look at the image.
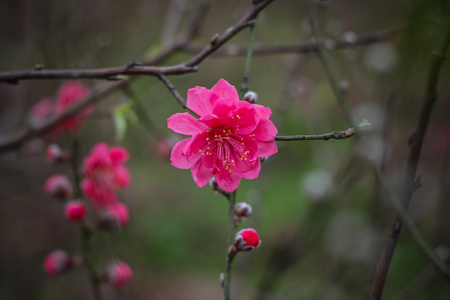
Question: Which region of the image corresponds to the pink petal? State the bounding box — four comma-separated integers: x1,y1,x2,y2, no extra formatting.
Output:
170,138,202,169
167,112,208,135
252,119,278,142
109,147,129,164
211,79,239,101
257,140,278,157
214,171,242,192
227,105,258,135
113,166,131,188
212,99,237,119
252,104,272,119
191,159,213,188
187,87,219,116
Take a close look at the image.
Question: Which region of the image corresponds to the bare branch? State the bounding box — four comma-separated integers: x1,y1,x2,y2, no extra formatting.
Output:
275,127,355,141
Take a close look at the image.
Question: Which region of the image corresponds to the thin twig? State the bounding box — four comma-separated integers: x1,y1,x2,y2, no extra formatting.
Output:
307,0,353,126
275,127,355,141
223,190,237,300
369,18,450,300
182,27,400,57
241,16,259,93
157,74,187,108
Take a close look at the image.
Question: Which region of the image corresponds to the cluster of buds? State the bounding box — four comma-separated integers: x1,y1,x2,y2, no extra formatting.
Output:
43,251,133,289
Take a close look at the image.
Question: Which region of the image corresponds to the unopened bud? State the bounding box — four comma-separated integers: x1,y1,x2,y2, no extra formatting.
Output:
106,261,133,289
65,200,87,222
44,174,73,199
46,144,69,163
260,156,269,163
234,228,261,251
243,91,258,104
98,203,129,230
43,250,81,276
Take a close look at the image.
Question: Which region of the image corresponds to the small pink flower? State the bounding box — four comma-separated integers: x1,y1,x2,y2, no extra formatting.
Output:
99,203,130,229
81,143,130,210
54,80,92,133
46,144,69,163
106,261,133,289
29,98,54,127
43,250,78,276
65,200,87,222
167,79,278,192
44,174,73,199
234,228,261,251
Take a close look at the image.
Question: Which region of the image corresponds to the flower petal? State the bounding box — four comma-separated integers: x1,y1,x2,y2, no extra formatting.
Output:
214,172,242,192
187,87,219,116
257,140,278,157
167,112,208,135
227,105,258,135
170,138,202,169
252,119,278,142
211,79,240,101
191,159,213,188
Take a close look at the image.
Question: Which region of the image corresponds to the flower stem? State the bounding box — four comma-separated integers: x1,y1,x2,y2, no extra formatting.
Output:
223,190,237,300
241,15,259,95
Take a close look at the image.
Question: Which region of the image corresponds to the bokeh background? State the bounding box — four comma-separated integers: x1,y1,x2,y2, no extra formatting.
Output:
1,0,450,299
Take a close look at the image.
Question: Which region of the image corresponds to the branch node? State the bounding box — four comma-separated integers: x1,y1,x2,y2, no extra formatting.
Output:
210,33,220,46
126,61,142,70
33,64,44,71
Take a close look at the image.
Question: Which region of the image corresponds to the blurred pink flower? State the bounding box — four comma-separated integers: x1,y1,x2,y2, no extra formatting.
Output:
43,250,78,276
29,98,53,127
106,261,133,289
81,143,130,210
64,200,87,222
44,174,73,199
54,80,92,133
99,202,130,229
167,79,278,192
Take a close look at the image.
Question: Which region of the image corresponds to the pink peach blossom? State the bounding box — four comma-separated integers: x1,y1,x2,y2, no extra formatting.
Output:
65,200,87,222
81,143,130,210
106,261,133,289
234,228,261,251
54,80,92,133
167,79,277,192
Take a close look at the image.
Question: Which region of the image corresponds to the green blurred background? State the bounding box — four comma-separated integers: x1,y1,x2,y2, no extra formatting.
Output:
1,0,450,299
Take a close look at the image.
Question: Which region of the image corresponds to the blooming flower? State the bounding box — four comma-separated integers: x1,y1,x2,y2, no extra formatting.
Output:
81,143,130,210
106,261,133,289
54,81,92,133
234,228,261,251
167,79,278,192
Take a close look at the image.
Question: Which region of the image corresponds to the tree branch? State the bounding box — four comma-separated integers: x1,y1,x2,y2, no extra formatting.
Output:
275,127,355,141
369,18,450,300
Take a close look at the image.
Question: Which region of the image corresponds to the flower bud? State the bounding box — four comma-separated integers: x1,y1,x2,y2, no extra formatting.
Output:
43,250,80,276
98,203,129,229
46,144,69,163
44,174,73,199
234,228,261,251
243,91,258,104
106,261,133,289
65,200,87,222
235,202,252,218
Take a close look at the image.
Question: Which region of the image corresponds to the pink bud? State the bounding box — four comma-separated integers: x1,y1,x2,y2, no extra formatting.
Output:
234,202,253,218
234,228,261,251
99,203,129,229
106,261,133,289
43,250,77,276
46,144,69,163
44,174,73,199
65,200,87,222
